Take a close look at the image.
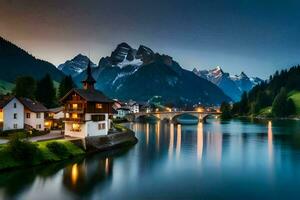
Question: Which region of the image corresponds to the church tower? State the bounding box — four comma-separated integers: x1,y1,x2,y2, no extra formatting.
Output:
82,60,96,90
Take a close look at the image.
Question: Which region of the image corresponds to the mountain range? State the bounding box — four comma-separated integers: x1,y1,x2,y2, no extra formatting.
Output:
59,42,231,105
193,67,263,101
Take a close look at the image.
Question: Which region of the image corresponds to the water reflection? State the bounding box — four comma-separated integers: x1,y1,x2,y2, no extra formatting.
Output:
2,119,300,199
197,122,203,161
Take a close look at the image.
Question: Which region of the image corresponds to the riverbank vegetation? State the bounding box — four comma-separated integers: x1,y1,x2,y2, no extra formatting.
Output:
222,65,300,119
0,133,84,171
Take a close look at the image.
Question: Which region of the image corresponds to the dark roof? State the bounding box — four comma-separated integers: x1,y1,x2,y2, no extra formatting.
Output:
61,88,114,103
48,106,63,113
0,96,14,108
19,98,48,112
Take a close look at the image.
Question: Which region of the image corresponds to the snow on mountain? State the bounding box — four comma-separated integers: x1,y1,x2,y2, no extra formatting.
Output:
58,54,96,77
193,67,263,101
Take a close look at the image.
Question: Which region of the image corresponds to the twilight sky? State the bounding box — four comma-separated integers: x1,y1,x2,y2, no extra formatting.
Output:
1,0,300,78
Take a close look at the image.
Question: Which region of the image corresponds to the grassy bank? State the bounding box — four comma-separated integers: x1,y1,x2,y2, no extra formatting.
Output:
0,139,85,171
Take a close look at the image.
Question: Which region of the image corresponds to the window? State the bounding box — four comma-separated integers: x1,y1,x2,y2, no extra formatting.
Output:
91,115,105,121
13,124,17,129
96,103,103,109
72,123,81,132
36,113,41,118
36,124,41,129
26,113,30,118
13,113,17,119
72,113,78,119
66,113,70,118
13,103,17,108
98,123,106,130
72,104,78,109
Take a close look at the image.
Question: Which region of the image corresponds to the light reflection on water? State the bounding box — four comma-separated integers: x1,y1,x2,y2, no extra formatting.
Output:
1,119,300,199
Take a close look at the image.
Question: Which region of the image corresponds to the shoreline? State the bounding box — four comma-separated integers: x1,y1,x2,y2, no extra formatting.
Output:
0,125,138,172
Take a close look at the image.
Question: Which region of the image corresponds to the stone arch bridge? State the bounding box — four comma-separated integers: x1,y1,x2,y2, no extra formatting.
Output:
133,111,221,122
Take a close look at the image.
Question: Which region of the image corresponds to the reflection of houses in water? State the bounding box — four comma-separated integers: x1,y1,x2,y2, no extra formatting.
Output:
63,157,113,197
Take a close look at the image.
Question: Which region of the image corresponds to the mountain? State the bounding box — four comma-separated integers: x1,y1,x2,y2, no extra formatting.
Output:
58,54,97,77
193,67,263,101
0,37,64,82
69,43,230,106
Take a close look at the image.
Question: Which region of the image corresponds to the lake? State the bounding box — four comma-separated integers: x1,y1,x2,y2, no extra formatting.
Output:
1,119,300,199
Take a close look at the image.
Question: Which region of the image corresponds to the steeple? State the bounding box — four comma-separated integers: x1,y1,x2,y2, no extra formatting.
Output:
82,60,96,90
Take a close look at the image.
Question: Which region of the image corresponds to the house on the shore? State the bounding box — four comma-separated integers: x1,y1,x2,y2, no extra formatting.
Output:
0,96,48,131
116,107,131,118
61,61,115,138
45,106,64,130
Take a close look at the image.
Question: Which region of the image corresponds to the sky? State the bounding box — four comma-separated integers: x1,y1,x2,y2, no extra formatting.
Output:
0,0,300,78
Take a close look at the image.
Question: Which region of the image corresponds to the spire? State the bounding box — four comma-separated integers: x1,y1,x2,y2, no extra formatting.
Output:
82,60,96,90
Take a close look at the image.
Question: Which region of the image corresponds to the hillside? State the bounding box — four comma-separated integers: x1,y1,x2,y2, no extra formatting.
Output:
0,37,64,82
289,91,300,115
0,80,14,95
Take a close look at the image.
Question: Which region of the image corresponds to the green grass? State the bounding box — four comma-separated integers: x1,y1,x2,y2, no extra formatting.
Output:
0,139,85,171
0,79,14,95
288,90,300,115
258,106,272,116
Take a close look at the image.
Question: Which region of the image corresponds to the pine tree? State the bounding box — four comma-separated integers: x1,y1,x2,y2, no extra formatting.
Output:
35,74,56,108
13,76,36,99
58,75,75,99
220,102,232,120
239,92,249,115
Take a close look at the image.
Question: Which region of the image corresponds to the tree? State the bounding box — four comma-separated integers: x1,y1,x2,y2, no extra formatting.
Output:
272,87,295,117
58,75,75,99
220,102,232,120
13,76,36,99
286,98,295,116
35,74,56,108
239,92,249,115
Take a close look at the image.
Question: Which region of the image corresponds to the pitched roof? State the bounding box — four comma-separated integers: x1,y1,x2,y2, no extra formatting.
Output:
0,96,14,108
48,106,63,113
19,98,48,112
61,88,114,103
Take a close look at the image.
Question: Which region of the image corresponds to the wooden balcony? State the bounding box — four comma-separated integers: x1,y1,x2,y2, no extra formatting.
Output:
63,117,85,123
64,108,85,113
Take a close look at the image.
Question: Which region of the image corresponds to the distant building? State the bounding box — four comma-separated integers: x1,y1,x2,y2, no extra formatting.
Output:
128,100,139,113
0,96,47,131
116,107,131,118
61,61,115,138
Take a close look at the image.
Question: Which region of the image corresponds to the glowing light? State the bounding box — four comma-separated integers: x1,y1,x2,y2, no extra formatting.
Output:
268,121,273,164
72,123,81,131
72,104,78,109
146,123,149,146
44,121,50,126
72,113,78,119
105,158,109,175
169,123,174,158
196,107,204,112
71,164,78,186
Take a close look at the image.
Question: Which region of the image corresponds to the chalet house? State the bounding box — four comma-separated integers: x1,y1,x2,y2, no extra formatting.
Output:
128,100,140,113
45,107,64,130
61,62,114,138
116,107,131,118
0,96,47,131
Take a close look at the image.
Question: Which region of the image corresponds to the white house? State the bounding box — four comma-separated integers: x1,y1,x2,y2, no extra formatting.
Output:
20,98,48,131
0,96,48,131
61,62,115,138
0,97,24,131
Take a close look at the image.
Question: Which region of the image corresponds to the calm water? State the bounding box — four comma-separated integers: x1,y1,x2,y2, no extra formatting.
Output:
1,119,300,200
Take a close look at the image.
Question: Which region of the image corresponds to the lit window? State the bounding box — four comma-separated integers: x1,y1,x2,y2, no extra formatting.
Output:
36,113,41,118
66,113,70,118
13,113,17,119
96,103,102,109
26,113,30,118
72,123,81,131
98,123,106,130
72,104,78,109
72,113,78,119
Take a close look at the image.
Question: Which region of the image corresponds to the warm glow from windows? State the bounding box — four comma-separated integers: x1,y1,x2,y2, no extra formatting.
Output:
96,103,103,109
71,164,78,185
72,113,78,119
72,104,78,109
0,110,3,122
72,123,81,131
197,107,204,112
66,113,70,118
44,121,50,126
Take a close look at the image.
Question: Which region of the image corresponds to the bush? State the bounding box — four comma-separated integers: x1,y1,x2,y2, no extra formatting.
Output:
6,133,39,162
46,142,69,157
